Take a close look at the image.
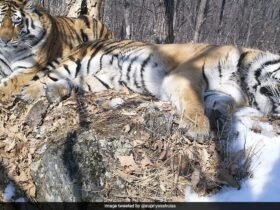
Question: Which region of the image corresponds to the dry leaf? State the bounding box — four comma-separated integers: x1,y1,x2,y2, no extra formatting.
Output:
0,152,14,159
15,142,25,155
28,184,36,197
154,101,172,111
4,139,16,152
140,132,150,141
9,125,19,134
158,143,169,161
8,164,17,175
141,156,153,168
63,101,77,106
160,182,166,192
122,124,131,133
15,132,26,141
133,140,145,147
200,148,210,163
152,140,163,151
158,149,167,161
0,143,5,149
126,93,141,99
118,154,139,172
118,154,136,167
171,197,184,202
115,170,136,183
28,154,33,165
121,110,137,116
14,171,30,182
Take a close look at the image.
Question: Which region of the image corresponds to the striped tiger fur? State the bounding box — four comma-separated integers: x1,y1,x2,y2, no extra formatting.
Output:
18,39,280,139
0,0,114,102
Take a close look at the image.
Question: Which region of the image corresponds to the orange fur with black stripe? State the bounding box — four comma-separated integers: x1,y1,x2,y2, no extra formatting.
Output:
18,40,280,140
0,0,114,103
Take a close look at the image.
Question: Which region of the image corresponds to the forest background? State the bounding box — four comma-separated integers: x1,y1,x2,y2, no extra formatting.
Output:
41,0,280,52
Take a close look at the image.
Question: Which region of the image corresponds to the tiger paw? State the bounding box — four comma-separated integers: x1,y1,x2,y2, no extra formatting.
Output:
0,91,15,105
180,114,213,141
204,92,235,137
19,79,72,103
18,81,47,102
45,80,72,104
208,108,232,137
0,81,17,105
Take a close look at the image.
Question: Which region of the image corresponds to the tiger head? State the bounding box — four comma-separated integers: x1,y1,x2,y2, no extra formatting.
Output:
244,52,280,116
0,0,45,49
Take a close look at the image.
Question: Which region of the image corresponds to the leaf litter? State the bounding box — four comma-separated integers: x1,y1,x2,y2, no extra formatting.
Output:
0,89,278,202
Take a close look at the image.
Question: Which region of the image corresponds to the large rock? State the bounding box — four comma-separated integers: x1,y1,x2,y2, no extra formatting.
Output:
0,90,245,202
31,130,105,202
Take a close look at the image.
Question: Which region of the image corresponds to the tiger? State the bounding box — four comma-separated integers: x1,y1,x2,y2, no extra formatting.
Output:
14,39,280,140
0,0,114,103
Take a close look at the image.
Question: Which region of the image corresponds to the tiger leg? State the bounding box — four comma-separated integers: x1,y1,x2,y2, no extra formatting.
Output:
161,67,211,140
19,64,107,103
44,75,109,103
0,68,38,104
19,70,74,103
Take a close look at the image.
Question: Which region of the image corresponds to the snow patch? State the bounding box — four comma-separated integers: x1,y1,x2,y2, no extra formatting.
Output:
110,98,124,109
15,197,26,202
186,107,280,202
3,183,15,202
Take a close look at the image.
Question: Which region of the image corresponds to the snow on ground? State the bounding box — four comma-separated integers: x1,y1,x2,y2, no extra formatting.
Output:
186,107,280,202
15,197,26,202
110,98,124,109
3,183,15,202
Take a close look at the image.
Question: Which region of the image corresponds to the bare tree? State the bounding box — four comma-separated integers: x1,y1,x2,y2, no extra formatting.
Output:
41,0,103,18
87,0,103,20
245,8,254,46
67,0,84,16
39,0,71,16
124,0,131,39
193,0,208,42
151,0,174,44
40,0,280,52
163,0,175,43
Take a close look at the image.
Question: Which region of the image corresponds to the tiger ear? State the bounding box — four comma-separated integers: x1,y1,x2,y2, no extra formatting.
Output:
23,0,37,11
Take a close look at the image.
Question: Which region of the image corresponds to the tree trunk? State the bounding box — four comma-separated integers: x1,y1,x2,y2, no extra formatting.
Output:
66,0,103,18
193,0,208,42
66,0,83,17
87,0,103,20
124,0,131,39
163,0,175,43
34,0,280,55
245,9,253,46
